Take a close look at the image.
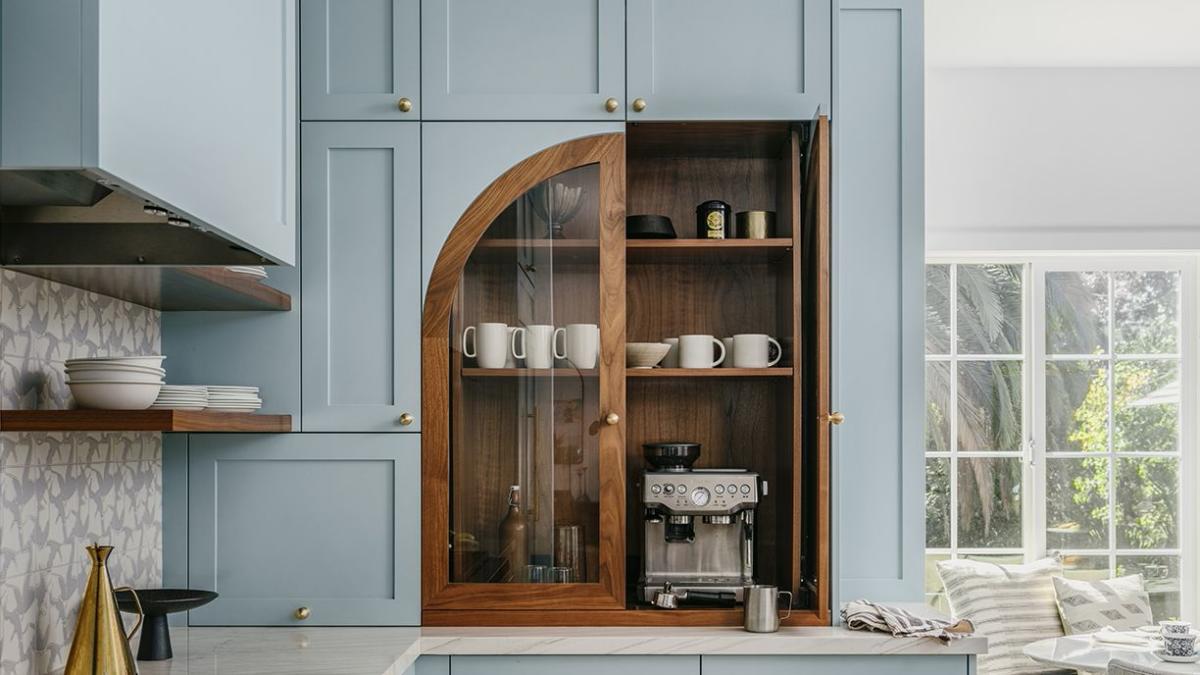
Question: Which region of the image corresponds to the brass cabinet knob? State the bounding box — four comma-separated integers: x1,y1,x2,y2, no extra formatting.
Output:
632,98,647,112
605,412,620,426
294,607,311,620
399,413,415,426
822,411,845,425
604,97,620,113
397,97,413,112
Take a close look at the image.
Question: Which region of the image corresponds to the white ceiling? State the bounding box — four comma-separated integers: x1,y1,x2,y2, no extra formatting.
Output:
926,0,1200,67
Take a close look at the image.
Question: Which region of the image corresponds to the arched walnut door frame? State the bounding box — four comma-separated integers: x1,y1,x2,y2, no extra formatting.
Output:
420,133,627,618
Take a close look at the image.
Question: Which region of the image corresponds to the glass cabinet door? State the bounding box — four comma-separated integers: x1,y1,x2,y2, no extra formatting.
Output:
421,134,626,614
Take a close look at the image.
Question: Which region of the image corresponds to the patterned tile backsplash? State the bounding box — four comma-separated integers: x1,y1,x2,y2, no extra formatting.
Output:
1,270,163,675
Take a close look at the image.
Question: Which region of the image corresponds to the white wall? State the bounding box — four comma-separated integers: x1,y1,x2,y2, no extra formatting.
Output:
926,67,1200,252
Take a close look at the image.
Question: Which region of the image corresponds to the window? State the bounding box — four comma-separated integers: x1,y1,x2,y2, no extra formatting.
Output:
925,258,1194,622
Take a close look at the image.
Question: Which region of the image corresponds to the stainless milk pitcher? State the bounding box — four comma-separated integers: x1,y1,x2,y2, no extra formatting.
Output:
743,584,792,633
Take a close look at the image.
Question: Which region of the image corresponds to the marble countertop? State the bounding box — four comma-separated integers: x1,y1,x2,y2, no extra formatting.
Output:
127,626,986,674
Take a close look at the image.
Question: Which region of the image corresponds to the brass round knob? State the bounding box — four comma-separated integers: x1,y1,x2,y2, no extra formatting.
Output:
632,98,647,112
604,97,619,113
294,607,311,620
605,412,620,426
397,97,413,112
824,411,845,425
399,413,415,426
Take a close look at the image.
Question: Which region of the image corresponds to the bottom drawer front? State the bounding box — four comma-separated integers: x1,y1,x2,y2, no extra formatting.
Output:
452,656,700,675
703,655,970,675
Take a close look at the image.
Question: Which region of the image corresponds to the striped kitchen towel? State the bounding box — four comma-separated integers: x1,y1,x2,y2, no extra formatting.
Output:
842,600,975,643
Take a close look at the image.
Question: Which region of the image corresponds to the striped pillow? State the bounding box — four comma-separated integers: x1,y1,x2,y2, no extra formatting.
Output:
937,557,1068,675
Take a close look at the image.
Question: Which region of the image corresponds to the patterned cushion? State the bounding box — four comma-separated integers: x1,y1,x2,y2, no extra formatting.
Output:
1052,574,1152,634
937,557,1067,675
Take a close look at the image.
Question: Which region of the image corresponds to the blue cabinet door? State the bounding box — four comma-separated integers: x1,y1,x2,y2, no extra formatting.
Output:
703,655,969,675
832,0,924,607
301,122,422,432
420,0,626,120
300,0,420,120
626,0,830,120
452,656,700,675
187,434,420,626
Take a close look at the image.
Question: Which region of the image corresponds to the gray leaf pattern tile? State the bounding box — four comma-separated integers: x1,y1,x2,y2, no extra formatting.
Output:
1,270,162,675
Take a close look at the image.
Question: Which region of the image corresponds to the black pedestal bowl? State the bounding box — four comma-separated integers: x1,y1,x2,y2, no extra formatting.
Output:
115,588,218,661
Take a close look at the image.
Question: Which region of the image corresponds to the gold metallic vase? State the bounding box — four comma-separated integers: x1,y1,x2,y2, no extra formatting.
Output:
64,545,143,675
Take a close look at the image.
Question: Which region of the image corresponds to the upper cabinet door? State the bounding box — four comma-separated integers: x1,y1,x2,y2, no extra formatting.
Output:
626,0,831,120
421,0,626,120
300,0,421,120
301,122,422,432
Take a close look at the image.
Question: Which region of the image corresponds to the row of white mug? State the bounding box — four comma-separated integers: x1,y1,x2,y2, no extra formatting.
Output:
662,333,782,369
463,322,599,369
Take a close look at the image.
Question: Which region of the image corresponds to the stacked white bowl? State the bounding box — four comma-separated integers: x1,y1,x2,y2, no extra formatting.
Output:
65,356,166,410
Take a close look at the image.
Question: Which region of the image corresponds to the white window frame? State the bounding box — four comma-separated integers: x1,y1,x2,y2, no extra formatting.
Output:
926,254,1197,619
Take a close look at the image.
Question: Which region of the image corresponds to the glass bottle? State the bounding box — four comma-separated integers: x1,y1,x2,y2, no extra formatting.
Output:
498,485,529,582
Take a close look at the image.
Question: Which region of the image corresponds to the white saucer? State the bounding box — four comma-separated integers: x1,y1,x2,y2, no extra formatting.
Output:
1155,649,1200,663
1137,625,1161,634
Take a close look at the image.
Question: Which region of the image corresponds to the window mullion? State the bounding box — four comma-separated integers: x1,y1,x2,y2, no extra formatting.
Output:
949,264,959,557
1107,272,1118,578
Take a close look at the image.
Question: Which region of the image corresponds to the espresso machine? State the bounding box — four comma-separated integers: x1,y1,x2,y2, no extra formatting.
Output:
639,443,763,605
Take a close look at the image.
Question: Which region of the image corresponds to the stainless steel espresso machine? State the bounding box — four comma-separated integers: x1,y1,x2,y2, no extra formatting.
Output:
639,442,763,605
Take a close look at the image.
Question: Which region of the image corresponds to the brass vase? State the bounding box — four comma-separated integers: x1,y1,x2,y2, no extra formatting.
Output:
64,545,143,675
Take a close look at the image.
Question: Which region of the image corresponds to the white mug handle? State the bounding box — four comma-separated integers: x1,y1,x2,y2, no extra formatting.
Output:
462,326,477,358
767,337,782,367
511,327,527,360
553,327,567,360
711,337,726,367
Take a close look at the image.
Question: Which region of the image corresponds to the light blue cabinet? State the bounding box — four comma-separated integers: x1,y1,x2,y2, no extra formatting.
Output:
703,655,971,675
187,434,420,626
420,0,626,120
301,122,422,432
300,0,421,120
626,0,830,120
451,656,700,675
831,0,924,607
409,656,449,675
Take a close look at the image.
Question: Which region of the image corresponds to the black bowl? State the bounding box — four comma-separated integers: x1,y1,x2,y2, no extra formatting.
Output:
116,589,218,661
644,442,701,471
627,215,676,239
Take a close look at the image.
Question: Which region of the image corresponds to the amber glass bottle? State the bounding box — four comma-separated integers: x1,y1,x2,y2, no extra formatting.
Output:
498,485,529,582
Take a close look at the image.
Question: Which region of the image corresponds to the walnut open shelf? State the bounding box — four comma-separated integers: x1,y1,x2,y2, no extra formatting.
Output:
0,409,292,432
626,367,793,378
472,239,600,264
461,368,598,378
626,238,793,264
3,266,291,311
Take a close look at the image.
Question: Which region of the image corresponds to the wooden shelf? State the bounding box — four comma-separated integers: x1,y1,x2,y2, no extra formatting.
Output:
0,410,292,432
626,238,793,264
4,266,291,311
626,367,793,378
472,239,599,264
461,367,598,378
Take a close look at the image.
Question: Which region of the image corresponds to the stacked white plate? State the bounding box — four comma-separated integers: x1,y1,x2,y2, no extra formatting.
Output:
226,265,268,279
150,385,209,411
205,385,262,412
65,356,166,410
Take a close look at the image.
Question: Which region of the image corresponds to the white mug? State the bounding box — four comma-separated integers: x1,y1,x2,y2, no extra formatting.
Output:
512,324,556,369
679,334,726,369
720,337,736,368
505,327,520,368
661,338,680,368
732,334,782,368
554,323,599,369
463,323,510,369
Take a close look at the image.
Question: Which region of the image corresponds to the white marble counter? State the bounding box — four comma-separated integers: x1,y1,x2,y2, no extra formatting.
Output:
127,626,986,674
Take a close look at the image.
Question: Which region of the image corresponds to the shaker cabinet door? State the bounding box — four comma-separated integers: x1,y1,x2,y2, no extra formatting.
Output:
702,656,969,675
300,0,421,119
420,0,626,120
301,122,422,432
187,434,420,626
832,0,924,605
626,0,830,120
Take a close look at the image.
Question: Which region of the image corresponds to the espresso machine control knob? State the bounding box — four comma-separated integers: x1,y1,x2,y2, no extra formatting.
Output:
690,487,711,506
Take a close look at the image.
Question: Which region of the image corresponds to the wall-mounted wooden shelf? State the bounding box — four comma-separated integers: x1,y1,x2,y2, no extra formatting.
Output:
626,367,793,378
626,238,793,264
0,410,292,432
4,266,291,311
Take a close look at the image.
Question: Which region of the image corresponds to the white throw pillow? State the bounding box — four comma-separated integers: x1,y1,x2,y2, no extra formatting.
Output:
1052,574,1153,634
937,557,1067,675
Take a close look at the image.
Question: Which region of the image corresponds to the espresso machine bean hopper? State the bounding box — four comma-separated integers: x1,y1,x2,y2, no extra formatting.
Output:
639,443,763,606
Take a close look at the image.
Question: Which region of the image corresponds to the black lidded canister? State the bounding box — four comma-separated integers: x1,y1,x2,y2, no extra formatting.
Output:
696,200,732,239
